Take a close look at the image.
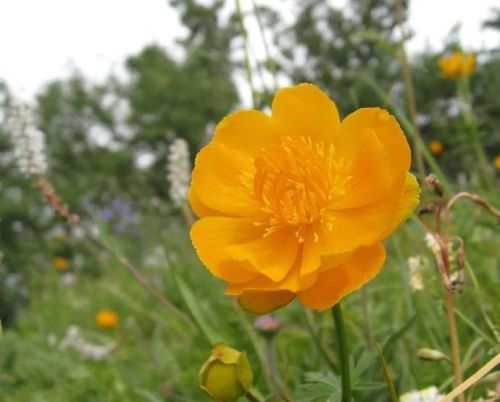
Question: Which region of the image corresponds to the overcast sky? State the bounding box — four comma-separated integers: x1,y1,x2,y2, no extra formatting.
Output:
0,0,498,103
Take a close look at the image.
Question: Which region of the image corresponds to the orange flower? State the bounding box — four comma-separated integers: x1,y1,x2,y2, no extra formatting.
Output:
53,256,69,272
189,84,419,314
428,140,444,155
494,155,500,170
95,309,119,329
438,52,475,79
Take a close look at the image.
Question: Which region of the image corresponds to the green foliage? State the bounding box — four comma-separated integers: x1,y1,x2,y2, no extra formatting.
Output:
1,0,500,401
275,0,408,113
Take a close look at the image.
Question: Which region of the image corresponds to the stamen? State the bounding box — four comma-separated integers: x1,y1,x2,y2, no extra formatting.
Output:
254,136,351,239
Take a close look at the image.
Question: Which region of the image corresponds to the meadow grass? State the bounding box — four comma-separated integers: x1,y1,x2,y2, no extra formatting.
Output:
1,188,498,401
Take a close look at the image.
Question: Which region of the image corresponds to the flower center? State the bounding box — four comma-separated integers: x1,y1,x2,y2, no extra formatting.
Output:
253,136,351,241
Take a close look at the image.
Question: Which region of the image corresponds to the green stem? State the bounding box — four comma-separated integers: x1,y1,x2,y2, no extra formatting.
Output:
332,303,352,402
235,0,257,107
457,78,491,189
251,0,278,90
265,338,281,394
302,308,338,372
234,305,274,392
246,388,265,402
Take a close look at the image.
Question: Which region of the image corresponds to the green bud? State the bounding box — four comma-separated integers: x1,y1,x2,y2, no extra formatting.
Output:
199,343,253,402
417,348,451,362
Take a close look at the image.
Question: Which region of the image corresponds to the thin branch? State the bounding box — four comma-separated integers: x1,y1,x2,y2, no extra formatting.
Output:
33,176,195,329
447,192,500,221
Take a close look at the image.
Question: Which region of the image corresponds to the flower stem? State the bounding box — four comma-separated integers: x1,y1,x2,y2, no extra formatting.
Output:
265,338,281,394
445,290,465,402
246,388,265,402
332,303,352,402
457,78,491,189
251,0,278,91
394,0,426,186
361,287,373,350
235,0,257,107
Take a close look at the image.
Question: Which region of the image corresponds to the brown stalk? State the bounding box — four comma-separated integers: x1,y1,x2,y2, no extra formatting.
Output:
33,175,195,329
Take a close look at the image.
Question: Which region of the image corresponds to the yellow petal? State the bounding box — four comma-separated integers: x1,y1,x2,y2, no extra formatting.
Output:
319,173,406,254
298,243,386,310
339,108,411,174
211,109,279,155
237,290,295,315
225,228,299,282
331,128,393,209
190,217,262,283
189,143,259,217
189,190,221,217
225,263,318,295
386,173,420,233
299,225,322,277
271,83,341,144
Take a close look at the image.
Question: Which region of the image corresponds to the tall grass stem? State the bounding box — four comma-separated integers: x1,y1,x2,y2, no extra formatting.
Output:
445,290,465,402
251,0,278,90
235,0,257,106
395,0,426,186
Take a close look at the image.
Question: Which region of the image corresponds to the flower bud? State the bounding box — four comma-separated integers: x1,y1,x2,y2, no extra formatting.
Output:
254,315,281,339
199,344,253,402
417,348,451,363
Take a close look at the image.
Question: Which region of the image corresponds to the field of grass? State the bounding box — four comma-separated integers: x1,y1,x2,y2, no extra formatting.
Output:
0,183,498,401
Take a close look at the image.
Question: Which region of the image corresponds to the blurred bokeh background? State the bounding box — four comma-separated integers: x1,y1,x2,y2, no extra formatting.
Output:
0,1,499,401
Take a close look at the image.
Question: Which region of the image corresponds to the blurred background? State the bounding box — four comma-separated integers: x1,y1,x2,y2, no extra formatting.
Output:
0,1,499,401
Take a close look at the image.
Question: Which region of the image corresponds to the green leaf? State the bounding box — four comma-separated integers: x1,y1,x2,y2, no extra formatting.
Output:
352,381,387,392
134,389,165,402
174,275,221,345
296,372,341,402
375,341,399,402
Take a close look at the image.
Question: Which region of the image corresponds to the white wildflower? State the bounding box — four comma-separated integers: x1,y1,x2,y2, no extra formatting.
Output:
166,138,191,206
400,386,445,402
60,325,116,361
408,256,424,292
6,102,47,176
61,272,78,285
424,233,441,255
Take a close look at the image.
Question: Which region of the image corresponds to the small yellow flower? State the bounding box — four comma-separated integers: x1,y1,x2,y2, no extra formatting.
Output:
53,257,69,272
438,52,475,79
428,140,444,155
95,310,119,329
199,344,253,402
493,155,500,170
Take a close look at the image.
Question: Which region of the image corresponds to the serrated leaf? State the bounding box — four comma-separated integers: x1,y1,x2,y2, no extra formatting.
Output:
297,371,341,402
353,349,378,377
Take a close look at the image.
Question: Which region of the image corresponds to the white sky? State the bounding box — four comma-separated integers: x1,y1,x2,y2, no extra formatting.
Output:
0,0,498,103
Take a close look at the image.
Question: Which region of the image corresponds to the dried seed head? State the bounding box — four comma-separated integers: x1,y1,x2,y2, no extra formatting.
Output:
425,174,443,197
